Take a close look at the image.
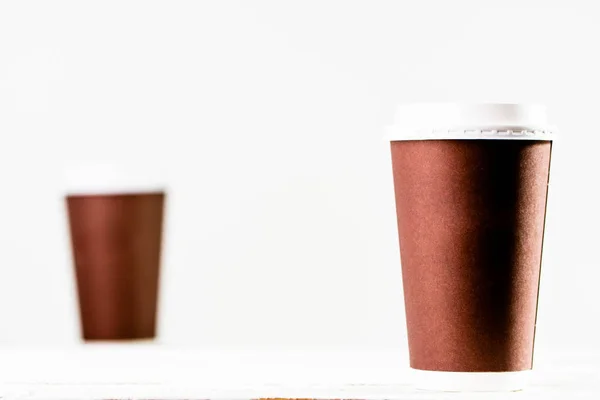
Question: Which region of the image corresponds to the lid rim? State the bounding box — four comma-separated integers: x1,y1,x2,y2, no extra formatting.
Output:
386,127,556,142
65,187,168,196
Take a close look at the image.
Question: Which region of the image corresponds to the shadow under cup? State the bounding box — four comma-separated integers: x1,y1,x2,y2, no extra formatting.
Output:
66,191,165,341
391,139,552,374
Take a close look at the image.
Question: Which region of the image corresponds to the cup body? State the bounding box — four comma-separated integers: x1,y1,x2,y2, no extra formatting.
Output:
66,191,165,341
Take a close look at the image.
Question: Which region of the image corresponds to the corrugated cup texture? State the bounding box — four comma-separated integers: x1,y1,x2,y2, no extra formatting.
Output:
391,140,551,372
67,192,165,340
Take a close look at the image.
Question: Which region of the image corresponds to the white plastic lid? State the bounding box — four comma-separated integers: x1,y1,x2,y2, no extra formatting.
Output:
387,103,555,141
63,162,167,196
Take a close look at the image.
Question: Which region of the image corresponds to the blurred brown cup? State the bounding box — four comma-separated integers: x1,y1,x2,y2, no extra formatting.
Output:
65,164,166,341
387,104,555,391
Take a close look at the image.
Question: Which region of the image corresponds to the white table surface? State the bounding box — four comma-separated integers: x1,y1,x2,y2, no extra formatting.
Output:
1,345,599,399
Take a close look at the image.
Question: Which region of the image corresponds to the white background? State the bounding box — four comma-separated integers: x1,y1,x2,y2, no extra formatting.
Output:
0,0,596,362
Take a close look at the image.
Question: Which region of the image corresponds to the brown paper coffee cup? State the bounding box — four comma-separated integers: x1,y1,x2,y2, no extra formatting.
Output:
64,163,166,341
387,104,555,391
